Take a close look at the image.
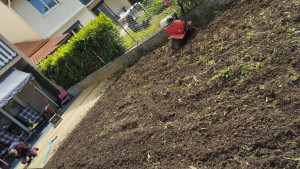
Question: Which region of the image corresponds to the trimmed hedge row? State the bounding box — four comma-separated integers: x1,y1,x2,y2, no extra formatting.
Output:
38,13,125,89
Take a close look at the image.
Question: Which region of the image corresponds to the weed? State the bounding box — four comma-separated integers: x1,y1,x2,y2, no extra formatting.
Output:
147,153,151,165
220,66,233,78
175,77,182,86
287,28,296,35
192,76,199,86
241,64,254,75
149,112,153,118
162,88,170,97
193,57,206,65
126,91,132,100
162,134,167,145
259,84,265,90
285,157,300,168
178,98,182,103
206,60,215,66
212,66,233,80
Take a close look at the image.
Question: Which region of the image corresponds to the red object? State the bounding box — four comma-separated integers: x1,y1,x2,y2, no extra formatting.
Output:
15,142,28,152
165,20,191,39
40,98,47,105
163,1,172,6
2,164,9,169
58,90,71,106
30,148,38,155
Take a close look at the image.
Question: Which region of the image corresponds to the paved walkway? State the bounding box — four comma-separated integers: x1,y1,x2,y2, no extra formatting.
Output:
16,75,117,169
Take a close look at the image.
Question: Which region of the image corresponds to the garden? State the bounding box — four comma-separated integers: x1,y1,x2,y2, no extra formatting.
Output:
44,0,299,168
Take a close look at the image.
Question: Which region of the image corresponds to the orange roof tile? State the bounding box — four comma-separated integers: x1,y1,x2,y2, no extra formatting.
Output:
14,33,71,64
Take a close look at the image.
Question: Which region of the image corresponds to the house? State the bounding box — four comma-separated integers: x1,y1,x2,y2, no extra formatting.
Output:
0,33,62,166
0,0,133,44
14,33,71,65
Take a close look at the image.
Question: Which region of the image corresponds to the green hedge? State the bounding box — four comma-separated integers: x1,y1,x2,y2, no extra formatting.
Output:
38,13,125,89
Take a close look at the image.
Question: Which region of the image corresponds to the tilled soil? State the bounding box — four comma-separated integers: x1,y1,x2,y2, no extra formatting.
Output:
45,0,300,168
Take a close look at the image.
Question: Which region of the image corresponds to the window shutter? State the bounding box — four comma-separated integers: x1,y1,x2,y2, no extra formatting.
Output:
79,0,92,5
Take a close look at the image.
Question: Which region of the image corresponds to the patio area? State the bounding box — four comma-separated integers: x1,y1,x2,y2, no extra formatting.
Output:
12,74,118,169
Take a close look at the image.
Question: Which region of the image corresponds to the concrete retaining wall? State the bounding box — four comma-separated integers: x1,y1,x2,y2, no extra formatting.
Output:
67,0,234,96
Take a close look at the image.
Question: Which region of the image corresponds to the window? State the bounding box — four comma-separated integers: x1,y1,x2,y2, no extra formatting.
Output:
63,21,83,36
79,0,93,6
91,2,118,23
28,0,59,15
70,24,83,35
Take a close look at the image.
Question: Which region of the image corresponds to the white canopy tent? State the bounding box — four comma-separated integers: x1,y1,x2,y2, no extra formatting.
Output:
0,69,33,108
0,69,59,134
0,69,58,108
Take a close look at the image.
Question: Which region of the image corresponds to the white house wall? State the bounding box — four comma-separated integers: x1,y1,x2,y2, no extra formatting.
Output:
88,0,132,16
51,8,95,37
11,0,95,39
104,0,132,15
0,2,42,44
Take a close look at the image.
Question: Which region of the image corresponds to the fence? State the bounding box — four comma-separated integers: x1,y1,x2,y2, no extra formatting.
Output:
38,0,206,90
115,0,205,50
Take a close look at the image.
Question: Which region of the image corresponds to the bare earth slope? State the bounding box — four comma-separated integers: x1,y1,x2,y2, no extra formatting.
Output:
45,0,300,168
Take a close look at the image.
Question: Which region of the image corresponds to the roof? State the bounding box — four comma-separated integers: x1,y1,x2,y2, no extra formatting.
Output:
14,33,71,64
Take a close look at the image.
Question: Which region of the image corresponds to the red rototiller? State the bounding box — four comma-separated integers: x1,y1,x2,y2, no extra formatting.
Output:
163,0,192,49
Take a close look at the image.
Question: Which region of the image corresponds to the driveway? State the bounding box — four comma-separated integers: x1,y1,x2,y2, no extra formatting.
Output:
16,75,117,169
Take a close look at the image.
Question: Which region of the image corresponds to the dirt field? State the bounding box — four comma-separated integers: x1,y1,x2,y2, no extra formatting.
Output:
16,76,118,169
45,0,300,168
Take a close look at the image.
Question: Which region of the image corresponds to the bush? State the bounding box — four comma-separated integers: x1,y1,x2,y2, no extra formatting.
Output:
38,13,125,89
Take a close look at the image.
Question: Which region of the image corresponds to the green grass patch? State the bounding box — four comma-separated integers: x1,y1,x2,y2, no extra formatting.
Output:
122,7,177,49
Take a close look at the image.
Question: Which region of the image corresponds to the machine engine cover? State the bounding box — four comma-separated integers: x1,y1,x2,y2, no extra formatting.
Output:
165,20,186,35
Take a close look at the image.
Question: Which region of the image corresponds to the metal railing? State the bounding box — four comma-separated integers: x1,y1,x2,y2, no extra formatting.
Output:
113,0,204,50
0,40,17,69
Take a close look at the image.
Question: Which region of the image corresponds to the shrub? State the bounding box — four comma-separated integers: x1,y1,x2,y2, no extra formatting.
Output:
38,13,125,89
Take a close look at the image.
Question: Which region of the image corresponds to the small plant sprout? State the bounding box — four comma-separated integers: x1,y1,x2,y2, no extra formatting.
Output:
206,60,215,66
149,112,153,118
285,157,300,168
147,153,151,165
162,88,170,97
192,76,199,86
211,66,233,81
287,28,296,35
178,98,182,103
259,84,265,90
241,64,254,75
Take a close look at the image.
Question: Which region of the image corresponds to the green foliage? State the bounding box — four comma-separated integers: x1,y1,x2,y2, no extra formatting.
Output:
285,157,300,168
123,0,205,49
38,13,125,89
145,0,167,16
241,64,254,75
219,66,233,78
211,66,233,81
123,7,175,49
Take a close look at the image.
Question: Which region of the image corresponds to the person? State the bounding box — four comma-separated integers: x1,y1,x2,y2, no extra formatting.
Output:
7,141,38,164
